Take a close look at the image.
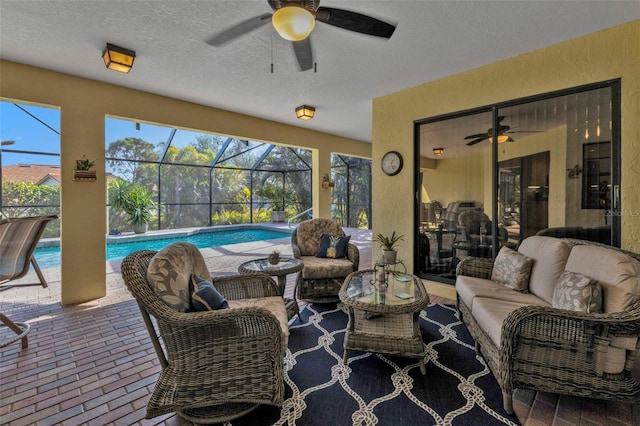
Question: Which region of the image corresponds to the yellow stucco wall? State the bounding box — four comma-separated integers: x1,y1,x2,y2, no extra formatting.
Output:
0,60,370,304
374,20,640,273
421,154,485,209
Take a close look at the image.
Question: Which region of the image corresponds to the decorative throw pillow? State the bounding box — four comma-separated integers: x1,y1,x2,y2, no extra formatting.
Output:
190,275,229,311
146,242,210,312
491,246,534,292
552,271,602,313
317,234,351,259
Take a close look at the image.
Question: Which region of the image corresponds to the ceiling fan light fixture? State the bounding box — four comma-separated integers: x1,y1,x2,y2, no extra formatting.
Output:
489,134,512,144
102,43,136,73
272,6,316,41
295,105,315,120
433,147,444,156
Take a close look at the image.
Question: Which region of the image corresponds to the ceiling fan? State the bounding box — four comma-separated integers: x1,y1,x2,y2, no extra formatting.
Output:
465,116,542,146
205,0,396,71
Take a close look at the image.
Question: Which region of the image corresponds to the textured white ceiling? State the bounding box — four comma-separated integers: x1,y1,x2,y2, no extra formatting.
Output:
1,0,638,143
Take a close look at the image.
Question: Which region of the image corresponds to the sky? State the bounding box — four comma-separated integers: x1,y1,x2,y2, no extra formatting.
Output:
0,100,222,168
0,100,313,175
0,101,60,165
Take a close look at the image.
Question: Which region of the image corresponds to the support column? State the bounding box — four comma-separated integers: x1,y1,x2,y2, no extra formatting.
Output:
312,148,332,219
60,106,106,304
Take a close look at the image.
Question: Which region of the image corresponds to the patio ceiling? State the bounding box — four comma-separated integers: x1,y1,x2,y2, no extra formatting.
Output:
0,1,639,144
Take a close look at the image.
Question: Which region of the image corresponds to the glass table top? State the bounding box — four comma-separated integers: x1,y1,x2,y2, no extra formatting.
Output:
344,270,420,307
238,257,302,274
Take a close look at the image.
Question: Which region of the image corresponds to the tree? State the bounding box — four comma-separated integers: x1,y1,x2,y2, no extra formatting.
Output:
106,137,158,183
1,180,60,237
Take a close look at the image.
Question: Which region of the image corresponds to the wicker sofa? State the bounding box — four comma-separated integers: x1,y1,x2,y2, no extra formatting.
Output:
456,236,640,414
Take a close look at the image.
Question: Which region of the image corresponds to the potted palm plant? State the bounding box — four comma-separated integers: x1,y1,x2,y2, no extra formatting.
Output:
125,185,155,234
268,250,280,265
255,184,289,223
375,231,405,264
109,180,155,234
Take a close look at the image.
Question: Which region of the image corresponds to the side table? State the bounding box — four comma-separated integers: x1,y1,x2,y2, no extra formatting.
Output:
339,269,430,374
238,257,303,320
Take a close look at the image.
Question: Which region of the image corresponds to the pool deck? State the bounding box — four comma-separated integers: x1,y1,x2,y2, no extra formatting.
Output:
3,224,374,323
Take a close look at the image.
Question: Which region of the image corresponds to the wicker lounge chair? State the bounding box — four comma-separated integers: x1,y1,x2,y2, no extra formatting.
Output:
121,246,286,424
291,218,359,303
0,215,57,290
0,215,57,350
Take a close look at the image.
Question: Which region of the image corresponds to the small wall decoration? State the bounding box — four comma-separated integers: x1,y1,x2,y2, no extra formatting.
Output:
73,156,97,181
322,173,335,188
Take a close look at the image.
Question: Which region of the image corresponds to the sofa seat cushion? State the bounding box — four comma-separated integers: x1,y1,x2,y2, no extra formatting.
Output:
457,275,551,311
300,255,354,280
147,242,211,312
228,296,290,342
565,245,640,313
517,236,573,304
472,297,535,347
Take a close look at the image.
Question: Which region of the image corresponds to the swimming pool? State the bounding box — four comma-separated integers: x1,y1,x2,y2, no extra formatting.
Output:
33,228,291,269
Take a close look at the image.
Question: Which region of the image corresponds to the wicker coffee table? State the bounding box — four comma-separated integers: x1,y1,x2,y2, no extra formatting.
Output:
339,269,430,374
238,257,303,320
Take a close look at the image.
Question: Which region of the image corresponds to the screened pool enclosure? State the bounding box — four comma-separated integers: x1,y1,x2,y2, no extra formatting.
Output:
0,105,372,235
104,118,372,232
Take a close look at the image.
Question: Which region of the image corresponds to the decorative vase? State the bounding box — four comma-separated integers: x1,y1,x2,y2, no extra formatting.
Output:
268,257,279,265
133,223,148,234
271,211,286,223
382,249,397,264
72,170,97,181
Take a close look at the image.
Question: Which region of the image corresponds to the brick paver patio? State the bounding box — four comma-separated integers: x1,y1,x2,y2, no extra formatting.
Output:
1,227,638,425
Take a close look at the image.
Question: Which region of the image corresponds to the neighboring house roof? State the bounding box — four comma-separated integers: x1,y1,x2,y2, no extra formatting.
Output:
2,164,61,185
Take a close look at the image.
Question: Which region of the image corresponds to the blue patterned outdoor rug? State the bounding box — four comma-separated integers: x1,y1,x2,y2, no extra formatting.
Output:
229,303,520,426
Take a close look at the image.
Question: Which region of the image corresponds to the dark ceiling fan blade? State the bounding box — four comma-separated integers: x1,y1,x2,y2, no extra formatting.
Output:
292,38,313,71
466,136,489,146
316,7,396,39
205,13,272,46
464,133,488,140
507,130,544,134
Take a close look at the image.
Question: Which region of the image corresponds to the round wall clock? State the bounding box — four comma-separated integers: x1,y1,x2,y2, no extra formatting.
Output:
381,151,403,176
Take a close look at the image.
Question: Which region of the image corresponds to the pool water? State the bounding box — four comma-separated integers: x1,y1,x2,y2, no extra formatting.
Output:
33,228,290,269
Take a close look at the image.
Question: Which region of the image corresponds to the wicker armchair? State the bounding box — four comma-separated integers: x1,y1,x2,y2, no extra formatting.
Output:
291,218,359,303
121,249,286,424
456,239,640,413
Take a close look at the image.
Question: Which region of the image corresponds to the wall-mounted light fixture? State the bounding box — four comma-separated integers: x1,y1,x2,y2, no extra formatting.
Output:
102,43,136,73
433,147,444,156
567,164,582,179
489,134,513,144
295,105,315,120
272,6,316,41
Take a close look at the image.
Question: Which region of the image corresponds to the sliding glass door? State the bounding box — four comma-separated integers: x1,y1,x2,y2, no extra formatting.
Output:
415,80,620,284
